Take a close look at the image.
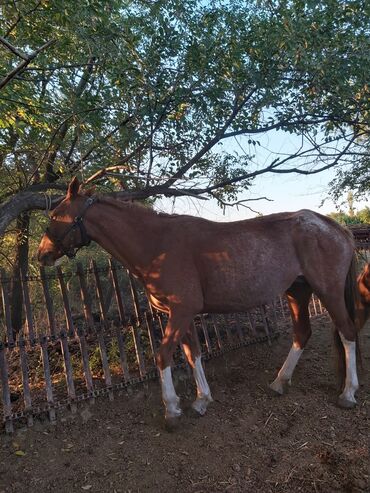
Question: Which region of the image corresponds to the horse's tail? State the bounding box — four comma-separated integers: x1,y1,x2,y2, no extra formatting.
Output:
333,253,361,390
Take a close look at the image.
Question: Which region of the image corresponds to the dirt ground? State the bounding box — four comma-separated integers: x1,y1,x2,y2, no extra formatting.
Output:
0,315,369,493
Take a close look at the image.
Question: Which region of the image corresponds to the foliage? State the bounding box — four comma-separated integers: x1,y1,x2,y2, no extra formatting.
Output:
0,0,369,268
328,206,370,225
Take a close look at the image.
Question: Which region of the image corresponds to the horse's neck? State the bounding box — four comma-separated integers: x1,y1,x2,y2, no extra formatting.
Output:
86,201,161,273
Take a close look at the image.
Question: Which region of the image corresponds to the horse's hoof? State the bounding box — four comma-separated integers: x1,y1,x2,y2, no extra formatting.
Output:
191,395,213,416
269,379,287,395
337,396,357,409
164,415,182,432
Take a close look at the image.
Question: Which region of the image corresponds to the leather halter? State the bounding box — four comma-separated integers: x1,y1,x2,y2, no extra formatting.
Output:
45,196,97,258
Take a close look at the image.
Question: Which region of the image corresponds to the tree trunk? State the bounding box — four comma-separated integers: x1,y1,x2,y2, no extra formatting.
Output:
10,212,30,336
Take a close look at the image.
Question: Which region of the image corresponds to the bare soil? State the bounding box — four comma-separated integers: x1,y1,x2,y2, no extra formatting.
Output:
0,315,369,493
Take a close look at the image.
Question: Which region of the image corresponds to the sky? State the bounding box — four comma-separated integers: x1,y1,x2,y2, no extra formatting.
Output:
155,129,368,222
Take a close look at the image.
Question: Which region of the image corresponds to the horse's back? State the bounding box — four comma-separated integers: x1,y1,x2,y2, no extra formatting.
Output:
148,209,354,313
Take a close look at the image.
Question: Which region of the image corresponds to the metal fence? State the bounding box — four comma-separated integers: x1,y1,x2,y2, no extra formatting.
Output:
0,226,368,433
2,224,369,434
0,256,327,434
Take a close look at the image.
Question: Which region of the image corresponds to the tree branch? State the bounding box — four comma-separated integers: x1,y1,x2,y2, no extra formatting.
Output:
0,38,55,91
161,89,257,188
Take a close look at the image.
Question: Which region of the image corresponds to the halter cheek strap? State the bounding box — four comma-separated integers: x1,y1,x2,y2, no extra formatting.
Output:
45,196,98,258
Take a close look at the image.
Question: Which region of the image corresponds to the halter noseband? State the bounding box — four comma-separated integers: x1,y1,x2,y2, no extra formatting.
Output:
45,196,98,259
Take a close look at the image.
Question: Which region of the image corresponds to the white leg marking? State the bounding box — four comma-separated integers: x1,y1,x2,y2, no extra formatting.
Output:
339,333,359,405
192,356,213,415
159,366,182,419
270,343,303,394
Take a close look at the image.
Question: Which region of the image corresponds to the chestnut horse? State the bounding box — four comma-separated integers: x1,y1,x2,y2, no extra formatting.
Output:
38,177,360,422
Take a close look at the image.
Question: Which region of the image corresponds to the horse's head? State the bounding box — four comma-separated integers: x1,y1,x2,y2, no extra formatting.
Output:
38,177,96,266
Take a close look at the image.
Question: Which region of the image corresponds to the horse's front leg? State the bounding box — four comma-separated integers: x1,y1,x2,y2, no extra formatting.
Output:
182,323,213,416
156,309,195,422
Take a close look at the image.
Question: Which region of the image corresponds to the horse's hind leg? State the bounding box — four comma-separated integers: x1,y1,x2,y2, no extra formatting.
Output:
316,295,359,408
182,323,213,415
270,280,312,394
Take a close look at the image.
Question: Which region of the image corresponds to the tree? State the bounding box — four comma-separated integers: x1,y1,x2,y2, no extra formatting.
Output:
0,0,369,239
328,206,370,226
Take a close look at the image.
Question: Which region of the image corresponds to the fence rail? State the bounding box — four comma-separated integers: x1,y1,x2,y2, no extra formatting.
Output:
0,258,324,433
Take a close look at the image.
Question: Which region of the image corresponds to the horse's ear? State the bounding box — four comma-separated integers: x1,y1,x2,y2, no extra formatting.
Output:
66,176,80,199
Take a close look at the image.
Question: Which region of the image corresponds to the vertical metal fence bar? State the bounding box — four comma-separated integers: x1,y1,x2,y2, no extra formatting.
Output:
247,311,257,338
260,305,271,344
57,267,75,336
0,342,13,433
312,295,318,316
59,331,77,413
97,327,114,401
77,326,94,398
130,321,146,378
199,315,212,353
76,263,94,329
0,270,14,346
74,265,95,397
128,272,143,324
21,275,35,342
91,261,114,401
39,266,57,338
109,260,131,381
109,260,127,323
39,335,56,424
318,298,323,314
279,296,286,320
91,260,108,325
144,312,157,366
308,301,313,318
233,314,245,341
211,315,223,349
156,311,166,338
222,315,234,345
271,301,278,332
18,334,33,426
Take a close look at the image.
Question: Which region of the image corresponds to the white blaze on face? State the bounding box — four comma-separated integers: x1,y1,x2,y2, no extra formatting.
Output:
339,332,359,403
159,366,181,419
